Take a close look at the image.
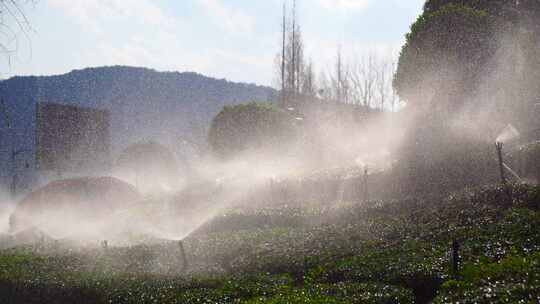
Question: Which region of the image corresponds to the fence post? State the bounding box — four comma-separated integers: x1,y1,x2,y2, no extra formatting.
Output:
363,166,369,202
452,240,460,275
179,240,188,273
495,142,506,185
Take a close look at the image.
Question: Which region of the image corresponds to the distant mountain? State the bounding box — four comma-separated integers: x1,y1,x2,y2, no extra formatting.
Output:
0,66,276,188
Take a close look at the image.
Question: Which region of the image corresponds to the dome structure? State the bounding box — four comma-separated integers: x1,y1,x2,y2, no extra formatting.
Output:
115,141,183,195
9,176,141,240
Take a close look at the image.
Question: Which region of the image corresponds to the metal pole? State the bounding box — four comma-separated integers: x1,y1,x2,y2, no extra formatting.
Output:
495,142,506,185
495,142,514,201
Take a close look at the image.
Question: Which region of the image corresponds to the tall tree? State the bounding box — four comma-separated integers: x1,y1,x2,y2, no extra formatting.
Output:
350,53,377,108
302,59,316,97
376,59,389,110
290,0,296,100
335,47,344,103
0,0,33,59
277,0,306,105
208,102,297,159
393,4,495,108
280,2,287,106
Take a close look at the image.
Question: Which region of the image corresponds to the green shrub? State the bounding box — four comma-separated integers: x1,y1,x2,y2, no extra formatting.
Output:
208,102,297,159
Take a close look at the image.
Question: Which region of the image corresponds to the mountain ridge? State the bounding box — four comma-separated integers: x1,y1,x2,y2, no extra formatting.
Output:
3,65,271,88
0,65,276,188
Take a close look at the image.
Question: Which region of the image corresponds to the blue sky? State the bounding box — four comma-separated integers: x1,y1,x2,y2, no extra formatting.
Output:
1,0,424,86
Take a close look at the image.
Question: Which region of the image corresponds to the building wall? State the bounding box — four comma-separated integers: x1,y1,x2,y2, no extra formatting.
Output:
36,102,110,177
0,101,110,196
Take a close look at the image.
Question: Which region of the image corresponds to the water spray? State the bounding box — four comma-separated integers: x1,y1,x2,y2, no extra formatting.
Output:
493,124,523,191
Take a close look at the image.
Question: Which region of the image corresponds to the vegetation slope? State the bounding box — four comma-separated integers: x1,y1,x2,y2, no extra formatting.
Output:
0,183,539,303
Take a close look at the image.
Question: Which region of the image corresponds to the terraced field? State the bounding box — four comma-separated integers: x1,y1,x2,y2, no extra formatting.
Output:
1,183,539,303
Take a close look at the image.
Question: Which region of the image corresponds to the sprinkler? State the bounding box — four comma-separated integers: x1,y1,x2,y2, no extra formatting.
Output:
495,142,507,185
101,240,108,251
178,240,188,273
363,165,369,202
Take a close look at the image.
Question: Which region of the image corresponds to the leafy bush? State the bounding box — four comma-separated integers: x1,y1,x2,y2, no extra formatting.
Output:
208,102,297,159
435,252,540,303
423,0,508,14
394,3,494,103
1,184,540,303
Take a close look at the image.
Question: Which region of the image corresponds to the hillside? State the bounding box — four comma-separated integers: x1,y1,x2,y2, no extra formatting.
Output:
0,183,539,303
0,66,276,185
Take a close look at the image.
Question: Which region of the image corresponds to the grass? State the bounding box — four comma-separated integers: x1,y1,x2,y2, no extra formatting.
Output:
0,183,539,303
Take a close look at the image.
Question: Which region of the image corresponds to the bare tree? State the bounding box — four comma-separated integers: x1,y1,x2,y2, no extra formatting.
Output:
389,61,400,112
276,0,306,105
316,48,351,103
290,0,296,99
280,1,287,106
302,59,316,97
286,0,304,101
335,47,345,103
375,58,389,110
317,69,332,101
0,0,34,62
294,22,303,96
349,54,376,108
322,50,400,111
275,2,402,111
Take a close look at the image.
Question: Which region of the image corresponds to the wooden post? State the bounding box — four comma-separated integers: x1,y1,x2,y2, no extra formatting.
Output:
179,240,188,273
495,142,514,201
363,166,369,202
452,240,460,274
269,178,275,203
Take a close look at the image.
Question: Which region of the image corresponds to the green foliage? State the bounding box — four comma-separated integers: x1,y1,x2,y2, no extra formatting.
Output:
208,102,297,159
394,3,494,102
117,141,176,165
396,0,540,103
244,282,414,304
435,252,540,303
423,0,507,14
1,184,540,303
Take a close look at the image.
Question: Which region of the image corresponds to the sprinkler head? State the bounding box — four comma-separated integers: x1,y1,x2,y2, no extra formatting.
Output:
495,141,508,186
